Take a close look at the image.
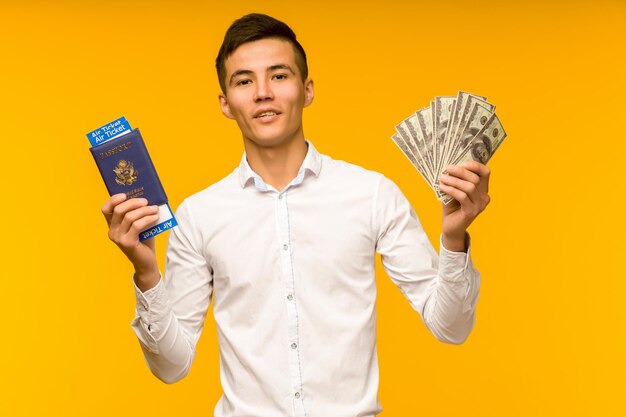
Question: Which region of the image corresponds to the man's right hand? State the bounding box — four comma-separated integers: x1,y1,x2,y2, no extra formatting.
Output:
101,193,161,292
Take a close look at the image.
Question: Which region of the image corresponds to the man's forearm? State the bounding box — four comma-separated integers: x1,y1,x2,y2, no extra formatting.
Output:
423,276,478,344
133,267,161,293
131,279,197,384
423,242,480,344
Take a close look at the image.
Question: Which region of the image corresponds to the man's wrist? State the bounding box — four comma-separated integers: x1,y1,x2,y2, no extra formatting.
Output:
442,231,467,253
133,267,161,293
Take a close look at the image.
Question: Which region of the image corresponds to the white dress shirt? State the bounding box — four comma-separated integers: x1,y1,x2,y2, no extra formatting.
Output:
131,141,480,417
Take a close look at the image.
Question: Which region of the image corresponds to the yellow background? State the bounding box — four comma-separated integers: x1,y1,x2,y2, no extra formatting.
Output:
1,0,624,415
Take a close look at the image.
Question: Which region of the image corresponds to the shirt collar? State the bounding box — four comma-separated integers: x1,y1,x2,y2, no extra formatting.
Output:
238,140,322,189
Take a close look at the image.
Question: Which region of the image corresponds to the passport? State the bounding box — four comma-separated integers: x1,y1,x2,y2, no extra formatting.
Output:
88,121,177,241
90,128,167,205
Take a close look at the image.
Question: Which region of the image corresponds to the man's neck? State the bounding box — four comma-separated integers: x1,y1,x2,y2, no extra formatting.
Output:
243,137,308,192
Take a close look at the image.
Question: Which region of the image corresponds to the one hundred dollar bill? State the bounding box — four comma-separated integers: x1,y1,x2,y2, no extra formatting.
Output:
390,92,507,205
439,113,507,204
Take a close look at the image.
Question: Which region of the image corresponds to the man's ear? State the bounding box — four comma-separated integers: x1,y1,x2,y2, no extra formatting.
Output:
219,93,235,119
303,78,314,108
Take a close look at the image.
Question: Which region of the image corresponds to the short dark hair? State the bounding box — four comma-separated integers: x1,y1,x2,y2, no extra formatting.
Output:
215,13,308,93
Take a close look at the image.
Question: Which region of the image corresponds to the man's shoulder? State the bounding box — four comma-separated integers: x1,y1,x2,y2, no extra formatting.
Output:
177,168,239,211
318,152,404,201
319,153,384,184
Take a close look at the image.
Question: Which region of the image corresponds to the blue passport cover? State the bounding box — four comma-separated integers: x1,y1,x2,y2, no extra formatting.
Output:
89,128,168,206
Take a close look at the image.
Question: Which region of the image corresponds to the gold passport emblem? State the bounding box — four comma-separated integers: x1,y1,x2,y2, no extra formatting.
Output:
113,159,139,186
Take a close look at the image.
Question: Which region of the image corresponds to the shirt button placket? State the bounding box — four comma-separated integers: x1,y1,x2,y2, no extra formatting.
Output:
275,190,306,416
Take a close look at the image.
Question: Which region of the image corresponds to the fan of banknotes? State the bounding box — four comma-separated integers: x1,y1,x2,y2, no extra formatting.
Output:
391,91,507,204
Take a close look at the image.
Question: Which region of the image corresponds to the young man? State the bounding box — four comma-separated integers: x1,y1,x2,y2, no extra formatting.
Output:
102,13,491,417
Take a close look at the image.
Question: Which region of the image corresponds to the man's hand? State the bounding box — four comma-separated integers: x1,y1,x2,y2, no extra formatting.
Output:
101,194,161,291
438,161,491,252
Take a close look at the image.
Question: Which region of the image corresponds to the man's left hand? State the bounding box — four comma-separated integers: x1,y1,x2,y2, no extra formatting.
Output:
439,161,491,252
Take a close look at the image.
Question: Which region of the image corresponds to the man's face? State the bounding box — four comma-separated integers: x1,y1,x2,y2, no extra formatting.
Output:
219,38,314,149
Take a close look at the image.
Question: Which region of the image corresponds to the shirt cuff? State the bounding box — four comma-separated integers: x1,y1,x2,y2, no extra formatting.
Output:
131,273,171,353
438,233,474,283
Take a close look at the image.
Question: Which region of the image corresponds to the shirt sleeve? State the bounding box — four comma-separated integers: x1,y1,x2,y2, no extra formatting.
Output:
130,200,213,383
373,175,481,344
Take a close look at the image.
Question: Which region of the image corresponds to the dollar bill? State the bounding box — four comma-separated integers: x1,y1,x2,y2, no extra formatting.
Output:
415,106,435,172
441,92,487,175
448,99,495,165
452,113,507,166
395,122,433,185
439,114,507,205
402,115,434,183
395,121,420,161
391,132,433,187
433,96,456,178
390,92,507,205
434,100,495,199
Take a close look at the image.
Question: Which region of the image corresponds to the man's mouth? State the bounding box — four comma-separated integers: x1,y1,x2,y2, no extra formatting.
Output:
254,110,281,119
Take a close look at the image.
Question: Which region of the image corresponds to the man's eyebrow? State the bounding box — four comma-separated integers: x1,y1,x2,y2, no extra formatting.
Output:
268,64,295,74
229,69,253,86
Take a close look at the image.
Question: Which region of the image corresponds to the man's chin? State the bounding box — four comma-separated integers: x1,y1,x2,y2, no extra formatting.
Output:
243,135,303,150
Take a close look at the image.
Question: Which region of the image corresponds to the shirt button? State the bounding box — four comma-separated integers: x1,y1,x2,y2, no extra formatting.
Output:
287,294,293,301
294,392,301,399
291,342,297,349
278,194,283,200
282,244,289,251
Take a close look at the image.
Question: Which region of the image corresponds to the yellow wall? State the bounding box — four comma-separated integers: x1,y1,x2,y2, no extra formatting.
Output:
1,1,624,415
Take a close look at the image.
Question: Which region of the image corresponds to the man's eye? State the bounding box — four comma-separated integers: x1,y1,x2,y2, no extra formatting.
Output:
236,79,251,86
273,74,287,80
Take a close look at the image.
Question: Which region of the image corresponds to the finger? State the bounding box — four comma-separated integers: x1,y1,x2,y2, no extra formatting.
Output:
440,171,480,201
101,193,128,225
115,210,160,250
445,165,480,185
128,213,160,236
460,161,491,179
449,162,491,194
462,161,491,194
440,173,479,204
438,181,473,206
119,214,160,249
119,205,159,235
109,198,150,229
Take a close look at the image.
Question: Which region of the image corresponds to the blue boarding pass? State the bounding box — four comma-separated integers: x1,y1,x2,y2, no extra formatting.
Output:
87,116,133,146
87,117,177,241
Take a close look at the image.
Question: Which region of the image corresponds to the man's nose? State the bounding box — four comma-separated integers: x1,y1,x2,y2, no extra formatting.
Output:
254,79,273,101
